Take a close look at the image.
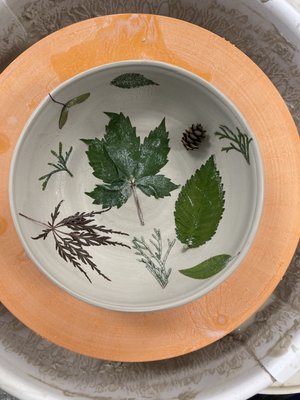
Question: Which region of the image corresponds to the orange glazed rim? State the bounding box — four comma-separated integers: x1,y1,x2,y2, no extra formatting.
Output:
0,14,299,362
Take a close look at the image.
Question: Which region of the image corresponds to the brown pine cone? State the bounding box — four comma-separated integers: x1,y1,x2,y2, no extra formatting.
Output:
182,123,206,150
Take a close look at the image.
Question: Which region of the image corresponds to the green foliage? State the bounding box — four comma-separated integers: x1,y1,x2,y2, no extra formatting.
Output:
174,155,225,248
87,181,131,209
215,125,252,164
39,142,73,190
65,93,90,107
137,175,178,199
59,106,69,129
179,254,231,279
49,92,90,129
110,73,159,89
132,228,175,288
82,113,179,225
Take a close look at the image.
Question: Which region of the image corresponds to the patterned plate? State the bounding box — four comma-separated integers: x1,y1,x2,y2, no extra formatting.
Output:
0,14,299,361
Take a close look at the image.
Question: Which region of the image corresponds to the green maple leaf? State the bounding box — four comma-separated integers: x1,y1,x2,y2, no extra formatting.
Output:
82,113,179,225
174,155,225,248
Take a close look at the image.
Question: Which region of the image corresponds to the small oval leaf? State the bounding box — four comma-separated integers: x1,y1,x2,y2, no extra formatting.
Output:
179,254,232,279
59,106,69,129
66,92,90,107
110,73,159,89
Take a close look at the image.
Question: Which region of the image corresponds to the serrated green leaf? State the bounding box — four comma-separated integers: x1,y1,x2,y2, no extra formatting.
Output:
137,175,179,199
59,106,69,129
179,254,231,279
135,118,170,178
110,73,159,89
81,138,120,183
103,112,140,178
86,180,131,208
81,139,95,146
83,113,179,224
174,155,225,248
66,93,90,107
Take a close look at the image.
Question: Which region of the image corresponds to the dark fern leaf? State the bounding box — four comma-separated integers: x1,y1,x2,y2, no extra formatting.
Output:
19,201,130,282
51,200,64,225
31,230,51,240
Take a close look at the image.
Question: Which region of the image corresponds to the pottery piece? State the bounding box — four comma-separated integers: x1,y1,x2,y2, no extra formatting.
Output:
9,60,263,312
0,0,299,399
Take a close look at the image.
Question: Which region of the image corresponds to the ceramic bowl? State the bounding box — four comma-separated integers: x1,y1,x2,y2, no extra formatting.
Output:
9,60,263,312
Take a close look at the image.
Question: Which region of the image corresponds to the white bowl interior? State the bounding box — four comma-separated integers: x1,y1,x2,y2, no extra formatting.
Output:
9,61,263,312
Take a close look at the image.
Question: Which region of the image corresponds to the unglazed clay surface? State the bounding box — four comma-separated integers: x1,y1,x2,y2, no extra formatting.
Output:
0,1,300,399
1,11,298,362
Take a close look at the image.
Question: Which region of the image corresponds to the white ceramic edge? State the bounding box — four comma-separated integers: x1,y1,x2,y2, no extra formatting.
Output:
255,0,300,40
9,59,264,313
258,0,300,394
262,384,300,395
0,354,274,400
0,351,274,400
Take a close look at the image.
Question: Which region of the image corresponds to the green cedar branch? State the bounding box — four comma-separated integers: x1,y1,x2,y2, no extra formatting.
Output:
215,125,252,165
39,142,73,190
132,228,175,288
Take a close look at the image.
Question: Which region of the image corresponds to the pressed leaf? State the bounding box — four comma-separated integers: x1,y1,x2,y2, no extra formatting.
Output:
174,155,225,248
110,73,159,89
132,229,175,288
215,125,252,165
66,92,90,107
81,138,120,183
103,112,140,178
82,113,178,225
135,118,170,178
137,175,179,199
59,106,69,129
39,142,73,190
179,254,231,279
19,201,130,283
87,181,131,208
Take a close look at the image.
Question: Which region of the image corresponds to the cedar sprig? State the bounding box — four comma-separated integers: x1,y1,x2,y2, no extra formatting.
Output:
19,201,130,283
39,142,73,190
132,228,175,288
215,125,252,165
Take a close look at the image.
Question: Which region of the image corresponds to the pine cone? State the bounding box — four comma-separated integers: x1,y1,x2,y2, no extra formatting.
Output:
182,123,206,150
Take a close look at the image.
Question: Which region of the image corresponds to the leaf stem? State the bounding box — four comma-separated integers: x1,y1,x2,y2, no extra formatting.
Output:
131,181,145,226
48,93,66,107
19,213,49,228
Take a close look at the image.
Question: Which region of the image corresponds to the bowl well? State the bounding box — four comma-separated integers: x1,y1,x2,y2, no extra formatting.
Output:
9,60,263,312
